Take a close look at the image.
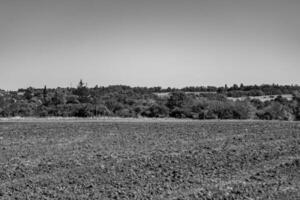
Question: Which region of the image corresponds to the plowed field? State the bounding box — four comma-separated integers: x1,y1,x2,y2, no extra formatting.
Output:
0,120,299,199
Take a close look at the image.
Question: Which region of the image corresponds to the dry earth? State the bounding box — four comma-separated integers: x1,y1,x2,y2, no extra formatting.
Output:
0,120,299,199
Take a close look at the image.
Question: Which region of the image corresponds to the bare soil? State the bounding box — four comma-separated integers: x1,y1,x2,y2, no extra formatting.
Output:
0,120,299,199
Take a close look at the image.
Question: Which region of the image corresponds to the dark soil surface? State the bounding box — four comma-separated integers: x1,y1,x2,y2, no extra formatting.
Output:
0,120,299,199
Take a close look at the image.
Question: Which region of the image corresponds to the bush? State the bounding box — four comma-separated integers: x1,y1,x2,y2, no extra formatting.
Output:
169,107,188,118
94,105,112,116
167,92,187,109
74,105,93,117
115,108,135,118
141,104,169,118
37,106,49,117
257,102,294,120
233,100,256,119
206,101,234,119
66,95,80,104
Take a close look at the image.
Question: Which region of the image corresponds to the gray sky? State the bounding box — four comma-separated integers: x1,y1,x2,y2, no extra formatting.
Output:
0,0,299,90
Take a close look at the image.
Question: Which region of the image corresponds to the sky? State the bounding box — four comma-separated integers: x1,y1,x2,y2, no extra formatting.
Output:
0,0,299,90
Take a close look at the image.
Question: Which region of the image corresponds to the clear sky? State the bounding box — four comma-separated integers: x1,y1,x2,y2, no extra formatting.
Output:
0,0,299,90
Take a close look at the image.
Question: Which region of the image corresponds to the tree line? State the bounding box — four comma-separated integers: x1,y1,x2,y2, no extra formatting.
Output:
0,81,299,120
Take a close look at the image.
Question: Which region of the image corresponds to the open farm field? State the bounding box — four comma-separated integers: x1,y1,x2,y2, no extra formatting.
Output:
0,120,299,199
227,94,294,102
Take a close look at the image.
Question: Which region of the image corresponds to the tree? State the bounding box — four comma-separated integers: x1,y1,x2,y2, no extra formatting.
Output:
293,92,300,120
142,104,169,118
74,79,89,98
233,100,256,119
24,87,34,100
232,84,239,91
43,85,47,99
224,84,228,91
0,96,5,108
240,83,244,90
66,95,80,104
169,107,187,118
78,79,85,88
74,104,93,117
166,92,187,109
257,102,293,120
52,89,66,105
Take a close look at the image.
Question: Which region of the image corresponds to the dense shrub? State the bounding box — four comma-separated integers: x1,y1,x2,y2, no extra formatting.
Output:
0,82,299,120
141,104,169,118
256,102,294,120
169,107,188,118
233,100,256,119
166,92,187,109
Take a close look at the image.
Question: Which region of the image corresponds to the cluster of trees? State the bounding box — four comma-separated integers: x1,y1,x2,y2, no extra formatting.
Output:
162,84,300,97
0,81,299,120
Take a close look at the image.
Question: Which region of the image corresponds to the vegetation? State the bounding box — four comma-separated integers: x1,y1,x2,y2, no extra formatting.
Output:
0,81,299,120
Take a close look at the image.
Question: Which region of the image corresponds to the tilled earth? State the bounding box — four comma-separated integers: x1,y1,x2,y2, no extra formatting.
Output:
0,120,299,199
